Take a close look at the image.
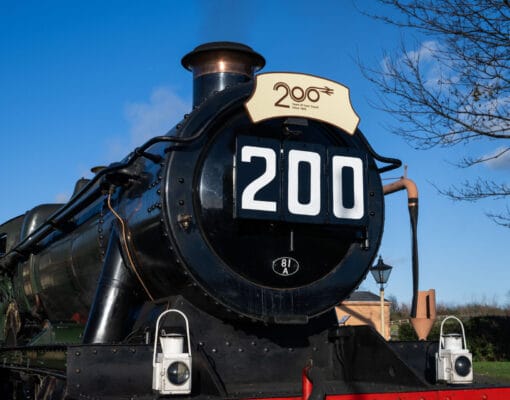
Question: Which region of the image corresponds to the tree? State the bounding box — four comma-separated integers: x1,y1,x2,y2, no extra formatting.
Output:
361,0,510,226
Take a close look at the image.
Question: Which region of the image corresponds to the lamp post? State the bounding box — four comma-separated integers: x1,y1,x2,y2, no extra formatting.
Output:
370,256,393,339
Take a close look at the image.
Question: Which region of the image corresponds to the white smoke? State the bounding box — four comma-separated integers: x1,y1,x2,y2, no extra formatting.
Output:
125,86,190,146
483,147,510,170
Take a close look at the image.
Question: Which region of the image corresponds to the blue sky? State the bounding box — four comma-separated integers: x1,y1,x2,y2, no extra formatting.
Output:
1,1,508,307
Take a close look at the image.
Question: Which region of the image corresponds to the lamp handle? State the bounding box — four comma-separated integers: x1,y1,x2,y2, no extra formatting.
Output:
152,309,192,367
438,315,467,356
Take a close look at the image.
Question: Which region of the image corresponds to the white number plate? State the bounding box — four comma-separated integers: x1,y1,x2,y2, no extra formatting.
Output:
234,136,366,224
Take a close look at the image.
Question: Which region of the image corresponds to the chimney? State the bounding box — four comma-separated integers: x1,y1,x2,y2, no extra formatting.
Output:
181,42,265,107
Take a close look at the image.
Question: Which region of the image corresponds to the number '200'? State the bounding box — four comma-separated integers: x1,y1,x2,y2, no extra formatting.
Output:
239,145,365,220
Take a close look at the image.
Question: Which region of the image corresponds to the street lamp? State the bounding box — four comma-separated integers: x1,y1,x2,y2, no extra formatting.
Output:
370,256,393,339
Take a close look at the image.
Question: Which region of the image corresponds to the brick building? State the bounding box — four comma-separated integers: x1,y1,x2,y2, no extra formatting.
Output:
335,291,391,340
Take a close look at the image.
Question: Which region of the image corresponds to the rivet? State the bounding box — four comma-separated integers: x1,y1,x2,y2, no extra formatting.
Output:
75,368,81,374
225,341,231,347
178,178,184,183
369,211,375,216
238,348,244,352
263,347,269,352
212,348,217,353
179,200,184,206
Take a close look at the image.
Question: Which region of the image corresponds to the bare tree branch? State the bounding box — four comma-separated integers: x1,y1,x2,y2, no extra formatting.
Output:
436,179,510,201
360,0,510,226
487,206,510,228
456,147,510,168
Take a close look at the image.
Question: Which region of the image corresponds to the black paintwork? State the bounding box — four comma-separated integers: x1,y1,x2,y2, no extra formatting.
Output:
156,83,384,322
0,42,414,399
65,297,439,399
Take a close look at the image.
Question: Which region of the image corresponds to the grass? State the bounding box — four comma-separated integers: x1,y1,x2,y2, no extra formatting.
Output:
474,362,510,384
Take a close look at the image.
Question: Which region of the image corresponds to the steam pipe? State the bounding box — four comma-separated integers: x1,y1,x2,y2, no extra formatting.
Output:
82,228,144,344
383,177,419,318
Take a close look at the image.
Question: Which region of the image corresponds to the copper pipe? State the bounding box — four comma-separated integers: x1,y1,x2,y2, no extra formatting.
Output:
383,176,420,319
383,177,418,204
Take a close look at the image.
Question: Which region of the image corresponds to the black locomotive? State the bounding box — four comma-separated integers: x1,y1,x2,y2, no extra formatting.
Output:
0,42,499,400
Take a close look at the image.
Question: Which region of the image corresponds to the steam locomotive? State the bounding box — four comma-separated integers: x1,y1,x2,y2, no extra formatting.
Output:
0,42,507,400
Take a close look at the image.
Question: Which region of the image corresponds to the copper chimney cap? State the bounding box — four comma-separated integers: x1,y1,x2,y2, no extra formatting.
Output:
181,41,265,78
